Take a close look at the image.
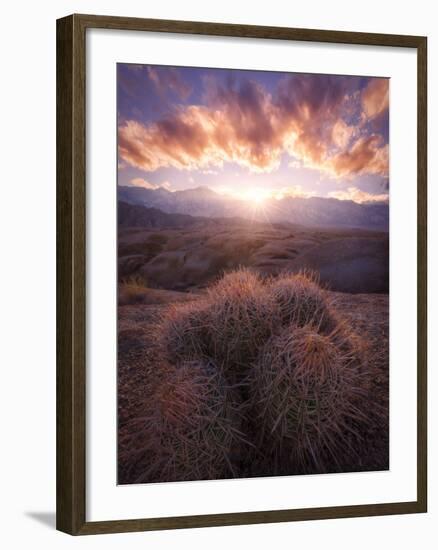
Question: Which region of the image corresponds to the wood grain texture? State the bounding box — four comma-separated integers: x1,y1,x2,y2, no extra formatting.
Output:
56,15,74,534
56,14,86,535
56,13,427,535
75,13,425,47
416,36,428,513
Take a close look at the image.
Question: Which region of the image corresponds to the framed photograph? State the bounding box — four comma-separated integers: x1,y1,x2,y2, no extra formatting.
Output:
56,14,427,535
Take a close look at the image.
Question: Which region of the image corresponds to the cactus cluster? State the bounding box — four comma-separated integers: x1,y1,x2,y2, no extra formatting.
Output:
121,268,377,482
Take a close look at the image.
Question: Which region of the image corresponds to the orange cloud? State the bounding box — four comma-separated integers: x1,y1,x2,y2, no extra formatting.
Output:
362,78,389,119
119,92,284,173
275,75,356,167
128,178,172,190
273,185,318,200
331,119,356,148
327,135,389,178
119,75,389,180
129,177,157,189
328,186,388,204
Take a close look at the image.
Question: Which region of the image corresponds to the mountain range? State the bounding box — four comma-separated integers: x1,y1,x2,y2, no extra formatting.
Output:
118,185,389,231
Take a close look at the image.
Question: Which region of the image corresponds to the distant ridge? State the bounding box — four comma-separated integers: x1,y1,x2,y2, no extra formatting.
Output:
118,185,389,231
118,201,202,229
118,201,289,230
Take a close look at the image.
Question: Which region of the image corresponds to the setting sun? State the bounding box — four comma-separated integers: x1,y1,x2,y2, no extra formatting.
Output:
241,188,270,204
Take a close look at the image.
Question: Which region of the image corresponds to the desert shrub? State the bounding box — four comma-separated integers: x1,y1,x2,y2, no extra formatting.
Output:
157,300,214,363
268,271,336,332
118,359,246,483
250,325,370,474
204,268,277,382
158,268,277,384
120,267,385,481
119,275,149,306
210,267,262,294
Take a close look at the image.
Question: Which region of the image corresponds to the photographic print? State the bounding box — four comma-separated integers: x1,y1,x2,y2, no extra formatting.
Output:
117,63,389,485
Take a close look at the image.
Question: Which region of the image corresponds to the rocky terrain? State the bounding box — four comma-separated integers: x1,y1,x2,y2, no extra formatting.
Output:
119,201,388,293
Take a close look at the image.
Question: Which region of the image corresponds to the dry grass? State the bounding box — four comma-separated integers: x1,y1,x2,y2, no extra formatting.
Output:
119,275,149,306
250,325,372,474
118,359,247,483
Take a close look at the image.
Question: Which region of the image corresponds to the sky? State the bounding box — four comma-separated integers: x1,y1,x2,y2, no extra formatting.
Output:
117,64,389,204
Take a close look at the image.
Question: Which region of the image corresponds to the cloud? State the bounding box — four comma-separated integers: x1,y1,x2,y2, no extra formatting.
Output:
273,185,318,200
147,66,192,100
331,119,356,149
361,78,389,119
118,97,283,173
129,177,157,189
128,178,172,191
275,74,359,164
328,186,389,204
326,135,389,178
118,74,388,180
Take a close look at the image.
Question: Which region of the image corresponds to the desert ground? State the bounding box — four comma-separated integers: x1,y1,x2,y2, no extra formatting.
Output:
118,218,388,294
117,217,389,485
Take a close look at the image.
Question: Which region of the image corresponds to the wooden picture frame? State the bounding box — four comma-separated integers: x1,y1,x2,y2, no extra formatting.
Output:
57,13,427,535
